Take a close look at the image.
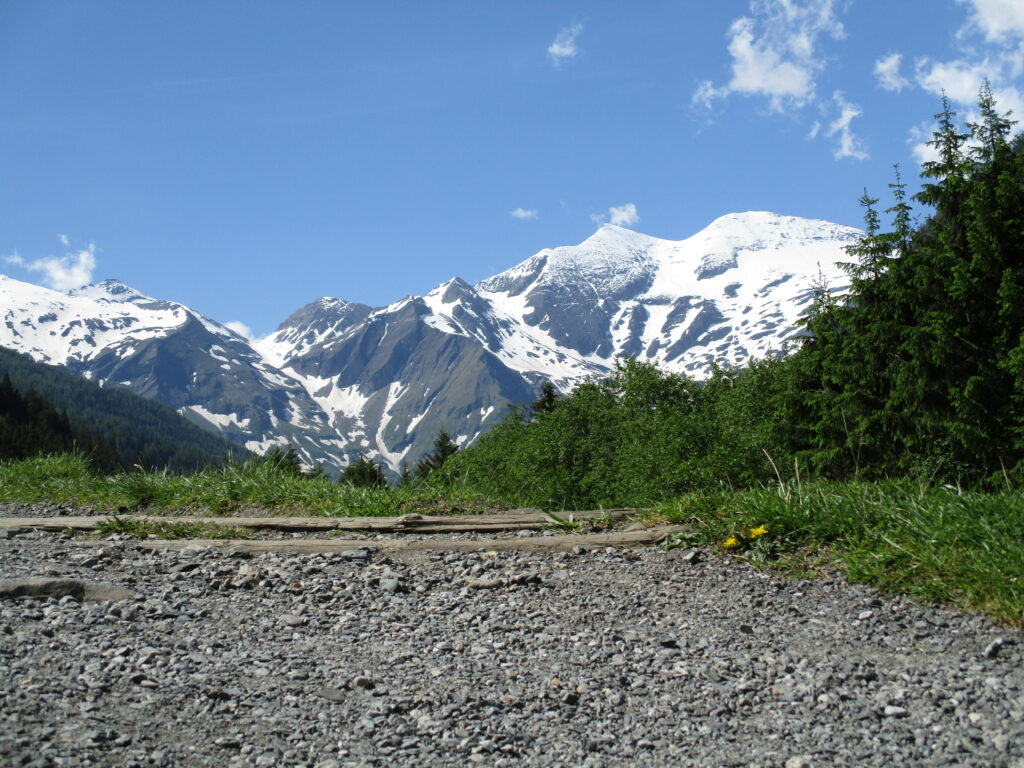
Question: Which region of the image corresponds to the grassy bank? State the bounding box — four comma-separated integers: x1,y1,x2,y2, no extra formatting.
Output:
656,480,1024,626
3,454,1020,625
0,454,502,517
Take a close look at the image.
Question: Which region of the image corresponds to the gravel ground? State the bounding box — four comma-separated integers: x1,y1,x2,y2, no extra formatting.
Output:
1,510,1022,768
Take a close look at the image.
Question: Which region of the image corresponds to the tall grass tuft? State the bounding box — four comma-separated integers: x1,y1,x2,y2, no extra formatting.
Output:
659,480,1024,625
0,453,502,518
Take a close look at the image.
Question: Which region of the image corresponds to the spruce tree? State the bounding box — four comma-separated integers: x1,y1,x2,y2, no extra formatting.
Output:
341,453,388,488
415,429,459,480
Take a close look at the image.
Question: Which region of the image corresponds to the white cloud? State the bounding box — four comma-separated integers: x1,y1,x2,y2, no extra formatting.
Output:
893,0,1024,167
548,23,582,66
592,203,640,227
875,53,911,92
694,0,845,112
510,207,539,220
608,203,640,226
957,0,1024,43
57,234,70,247
915,56,1024,121
691,80,720,109
4,251,24,266
915,56,993,104
908,121,942,166
909,0,1024,116
225,321,255,341
826,91,869,160
24,240,97,291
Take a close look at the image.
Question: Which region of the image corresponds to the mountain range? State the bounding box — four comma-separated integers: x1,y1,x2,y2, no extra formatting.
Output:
0,211,861,473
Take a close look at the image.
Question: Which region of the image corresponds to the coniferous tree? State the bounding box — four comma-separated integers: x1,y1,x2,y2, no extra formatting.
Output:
341,453,388,488
397,461,413,487
415,429,459,480
790,86,1024,481
529,381,560,418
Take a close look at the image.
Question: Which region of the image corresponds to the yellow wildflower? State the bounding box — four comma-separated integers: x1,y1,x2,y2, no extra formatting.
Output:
749,525,768,538
723,536,739,548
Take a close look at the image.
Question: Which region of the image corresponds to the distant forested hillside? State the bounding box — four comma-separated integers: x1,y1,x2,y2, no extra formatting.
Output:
0,346,245,472
1,373,121,471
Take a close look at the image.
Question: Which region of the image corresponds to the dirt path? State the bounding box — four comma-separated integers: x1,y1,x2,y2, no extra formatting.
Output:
1,505,1021,768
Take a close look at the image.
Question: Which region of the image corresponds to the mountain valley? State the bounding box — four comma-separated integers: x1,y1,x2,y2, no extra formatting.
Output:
0,212,860,472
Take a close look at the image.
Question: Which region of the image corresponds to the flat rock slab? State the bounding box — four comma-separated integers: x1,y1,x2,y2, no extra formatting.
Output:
133,526,680,555
0,508,634,533
0,577,132,602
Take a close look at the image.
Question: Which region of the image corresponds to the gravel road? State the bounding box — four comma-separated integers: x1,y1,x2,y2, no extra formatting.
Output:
1,509,1022,768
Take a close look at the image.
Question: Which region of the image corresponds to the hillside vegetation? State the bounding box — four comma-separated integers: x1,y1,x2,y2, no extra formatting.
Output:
444,87,1024,503
0,346,243,472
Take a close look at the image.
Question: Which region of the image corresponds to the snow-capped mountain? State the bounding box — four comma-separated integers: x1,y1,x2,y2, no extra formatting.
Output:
1,212,860,472
0,275,344,464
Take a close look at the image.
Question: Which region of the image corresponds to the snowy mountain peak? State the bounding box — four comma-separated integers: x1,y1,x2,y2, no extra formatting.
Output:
427,277,475,304
274,296,372,333
698,211,861,245
580,223,661,251
67,279,152,303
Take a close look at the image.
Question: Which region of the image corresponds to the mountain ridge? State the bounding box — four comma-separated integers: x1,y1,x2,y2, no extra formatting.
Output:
1,211,861,472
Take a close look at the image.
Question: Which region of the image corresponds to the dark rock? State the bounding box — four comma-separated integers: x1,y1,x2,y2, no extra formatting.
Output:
0,577,132,602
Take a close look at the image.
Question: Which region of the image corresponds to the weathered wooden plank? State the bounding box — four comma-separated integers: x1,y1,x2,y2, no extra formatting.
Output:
0,508,636,533
133,526,679,554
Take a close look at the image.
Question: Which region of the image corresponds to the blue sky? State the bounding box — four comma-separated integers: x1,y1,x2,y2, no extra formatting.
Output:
3,1,1023,338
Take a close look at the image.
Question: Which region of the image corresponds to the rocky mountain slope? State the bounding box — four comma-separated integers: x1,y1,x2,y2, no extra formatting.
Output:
0,212,860,472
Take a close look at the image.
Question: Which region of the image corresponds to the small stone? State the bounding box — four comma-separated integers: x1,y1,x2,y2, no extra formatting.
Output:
281,614,306,627
883,705,908,718
784,757,812,768
990,733,1009,752
858,610,874,620
679,548,702,564
984,638,1005,659
340,548,375,561
464,578,503,590
0,577,131,602
352,675,374,690
316,687,346,702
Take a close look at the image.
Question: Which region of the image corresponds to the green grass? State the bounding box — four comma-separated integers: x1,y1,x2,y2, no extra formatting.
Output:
655,479,1024,626
0,453,505,518
94,516,250,539
4,454,1021,625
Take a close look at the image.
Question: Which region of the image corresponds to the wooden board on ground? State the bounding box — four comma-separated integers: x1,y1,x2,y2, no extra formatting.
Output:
0,509,636,534
131,525,680,554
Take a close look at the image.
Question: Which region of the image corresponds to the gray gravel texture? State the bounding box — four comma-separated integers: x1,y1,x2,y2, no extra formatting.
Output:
1,515,1022,768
